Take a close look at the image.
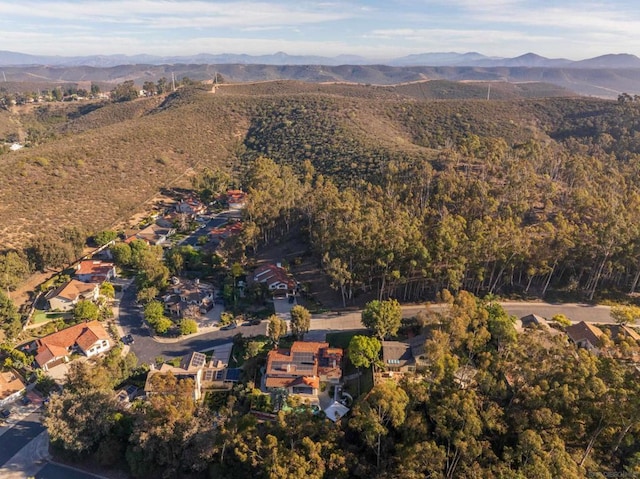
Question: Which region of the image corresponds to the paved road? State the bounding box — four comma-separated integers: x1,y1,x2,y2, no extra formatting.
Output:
0,411,45,467
309,301,615,333
36,463,105,479
118,285,267,364
179,214,228,247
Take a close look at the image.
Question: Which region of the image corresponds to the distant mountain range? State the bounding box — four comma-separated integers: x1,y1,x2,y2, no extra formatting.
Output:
1,50,640,69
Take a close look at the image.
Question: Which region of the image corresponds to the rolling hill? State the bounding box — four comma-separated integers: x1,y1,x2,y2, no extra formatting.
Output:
0,80,625,249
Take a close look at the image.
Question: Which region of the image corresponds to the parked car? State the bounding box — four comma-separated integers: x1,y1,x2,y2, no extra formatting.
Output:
249,319,262,326
121,334,135,345
220,322,237,331
21,396,31,405
0,409,10,418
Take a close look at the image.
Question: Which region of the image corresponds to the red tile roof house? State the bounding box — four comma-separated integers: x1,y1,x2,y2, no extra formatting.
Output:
253,263,297,294
45,280,100,312
34,321,112,371
226,190,248,210
263,342,343,398
0,369,26,407
565,321,605,354
175,197,207,216
74,260,116,283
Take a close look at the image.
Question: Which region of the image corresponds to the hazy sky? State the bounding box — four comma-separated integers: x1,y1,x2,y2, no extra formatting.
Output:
1,0,638,59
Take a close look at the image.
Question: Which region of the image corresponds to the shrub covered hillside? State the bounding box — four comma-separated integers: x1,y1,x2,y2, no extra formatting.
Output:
0,82,640,301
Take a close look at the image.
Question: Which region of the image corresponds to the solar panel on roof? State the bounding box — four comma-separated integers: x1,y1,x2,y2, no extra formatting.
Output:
190,352,206,368
225,368,242,382
293,352,314,363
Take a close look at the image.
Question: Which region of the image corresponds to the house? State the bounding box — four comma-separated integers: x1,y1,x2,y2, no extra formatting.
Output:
163,278,214,318
376,335,429,383
145,350,238,400
519,314,550,329
131,224,175,246
566,321,604,353
0,369,26,407
34,320,112,371
609,324,640,344
75,260,116,283
145,364,204,401
226,190,247,210
253,263,296,294
114,385,139,408
45,280,100,311
175,197,206,216
208,221,243,244
264,341,343,397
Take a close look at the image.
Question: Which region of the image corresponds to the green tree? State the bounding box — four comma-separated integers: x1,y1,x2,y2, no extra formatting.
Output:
350,380,409,469
0,291,21,338
361,299,402,340
144,300,172,334
0,251,31,292
111,80,138,102
268,314,287,345
110,242,132,267
551,313,572,327
180,318,198,335
93,230,117,247
73,300,99,322
348,335,381,369
100,282,115,299
153,316,173,334
136,286,158,305
610,305,640,325
290,305,311,339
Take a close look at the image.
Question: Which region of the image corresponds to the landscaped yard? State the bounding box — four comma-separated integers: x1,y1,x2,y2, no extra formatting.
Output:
326,330,369,349
31,310,71,325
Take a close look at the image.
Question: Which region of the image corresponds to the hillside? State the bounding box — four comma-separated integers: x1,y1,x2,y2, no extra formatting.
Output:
0,81,628,250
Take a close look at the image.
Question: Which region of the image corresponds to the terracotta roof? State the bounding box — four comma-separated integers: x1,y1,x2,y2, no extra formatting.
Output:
265,341,343,387
265,376,295,388
0,370,26,400
46,280,98,302
35,321,110,367
291,341,329,353
289,376,320,389
253,264,295,289
566,321,603,347
76,260,114,276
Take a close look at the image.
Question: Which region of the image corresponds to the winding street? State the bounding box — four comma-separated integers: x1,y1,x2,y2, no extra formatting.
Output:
117,268,615,365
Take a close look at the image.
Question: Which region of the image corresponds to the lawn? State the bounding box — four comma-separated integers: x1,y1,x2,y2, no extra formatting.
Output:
229,335,270,368
326,330,370,349
31,310,70,325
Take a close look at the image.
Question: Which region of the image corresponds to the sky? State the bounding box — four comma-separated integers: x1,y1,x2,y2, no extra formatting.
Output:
0,0,638,60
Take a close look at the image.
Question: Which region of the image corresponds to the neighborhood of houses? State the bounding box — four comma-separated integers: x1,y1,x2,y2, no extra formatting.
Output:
2,187,640,424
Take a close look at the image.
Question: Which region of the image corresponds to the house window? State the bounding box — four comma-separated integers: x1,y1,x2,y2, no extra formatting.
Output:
102,340,108,347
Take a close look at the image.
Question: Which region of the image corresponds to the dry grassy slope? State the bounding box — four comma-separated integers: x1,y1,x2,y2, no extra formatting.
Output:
0,89,246,249
0,82,611,249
